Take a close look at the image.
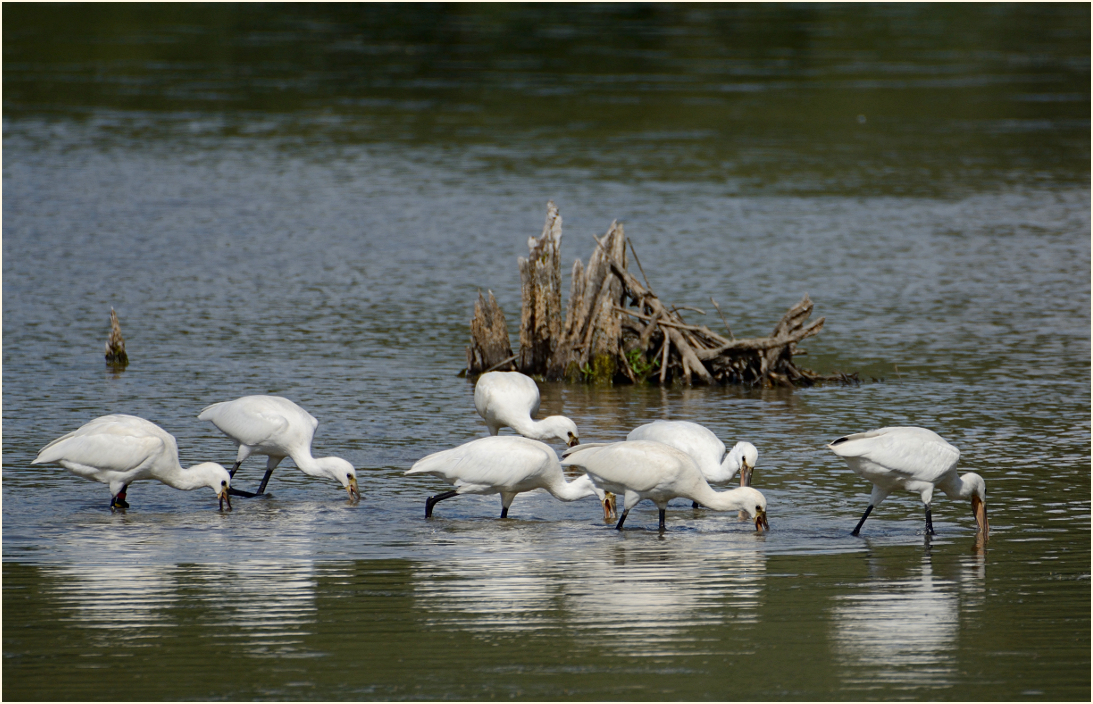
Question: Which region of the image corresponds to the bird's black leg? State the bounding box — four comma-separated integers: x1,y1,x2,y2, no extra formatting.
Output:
851,504,874,536
658,509,667,532
500,506,509,519
228,469,274,499
425,490,459,518
615,510,629,531
253,469,275,495
691,500,701,509
226,461,264,497
924,504,935,535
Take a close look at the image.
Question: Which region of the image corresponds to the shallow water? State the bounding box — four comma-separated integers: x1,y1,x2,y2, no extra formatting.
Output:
3,5,1090,701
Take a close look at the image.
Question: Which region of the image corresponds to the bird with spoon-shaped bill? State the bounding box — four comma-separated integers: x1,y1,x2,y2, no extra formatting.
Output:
626,420,757,509
562,440,769,532
406,435,612,520
33,414,232,511
474,371,613,517
198,395,359,501
826,426,987,537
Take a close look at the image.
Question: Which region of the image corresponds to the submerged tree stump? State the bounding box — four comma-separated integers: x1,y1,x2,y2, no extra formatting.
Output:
466,202,856,387
105,307,128,369
518,202,563,373
465,290,516,375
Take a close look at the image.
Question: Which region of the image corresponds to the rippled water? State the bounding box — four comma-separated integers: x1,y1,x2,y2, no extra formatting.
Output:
3,5,1090,701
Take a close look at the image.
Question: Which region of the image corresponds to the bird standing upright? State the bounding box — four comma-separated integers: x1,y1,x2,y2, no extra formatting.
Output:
33,414,232,511
826,426,988,537
198,395,359,500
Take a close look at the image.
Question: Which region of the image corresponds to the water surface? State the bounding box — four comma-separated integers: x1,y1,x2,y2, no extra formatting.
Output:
3,5,1089,701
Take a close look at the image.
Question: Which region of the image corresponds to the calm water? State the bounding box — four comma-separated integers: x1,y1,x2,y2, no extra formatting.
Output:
3,5,1090,701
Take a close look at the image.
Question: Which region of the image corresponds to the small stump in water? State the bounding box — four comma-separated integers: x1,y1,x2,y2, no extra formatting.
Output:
105,308,128,369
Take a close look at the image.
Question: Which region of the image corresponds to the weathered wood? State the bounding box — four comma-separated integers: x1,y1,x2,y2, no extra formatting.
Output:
105,308,128,368
466,290,515,375
546,222,627,382
468,201,854,387
518,202,563,374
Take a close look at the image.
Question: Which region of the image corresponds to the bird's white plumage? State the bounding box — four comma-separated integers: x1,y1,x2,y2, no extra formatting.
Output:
828,426,961,504
32,414,231,507
827,426,987,536
406,435,603,514
473,371,579,446
626,420,757,485
561,440,768,530
199,395,357,498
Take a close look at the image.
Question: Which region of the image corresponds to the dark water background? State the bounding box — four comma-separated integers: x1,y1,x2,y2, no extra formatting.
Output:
3,4,1089,701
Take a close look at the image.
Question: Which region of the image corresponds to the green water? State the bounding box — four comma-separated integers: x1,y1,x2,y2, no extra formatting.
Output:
3,4,1089,701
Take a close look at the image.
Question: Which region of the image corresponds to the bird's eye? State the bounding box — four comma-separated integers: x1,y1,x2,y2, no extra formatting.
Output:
222,480,227,487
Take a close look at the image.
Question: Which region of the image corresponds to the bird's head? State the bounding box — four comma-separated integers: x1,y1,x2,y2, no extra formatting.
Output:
318,457,360,501
731,441,759,486
196,462,232,511
601,491,617,521
737,487,768,532
542,416,580,448
962,472,988,537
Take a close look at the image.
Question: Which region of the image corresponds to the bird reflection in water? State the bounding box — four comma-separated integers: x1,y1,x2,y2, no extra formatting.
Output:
830,548,986,692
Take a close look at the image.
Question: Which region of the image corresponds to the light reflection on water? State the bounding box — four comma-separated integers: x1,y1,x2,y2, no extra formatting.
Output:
832,553,965,690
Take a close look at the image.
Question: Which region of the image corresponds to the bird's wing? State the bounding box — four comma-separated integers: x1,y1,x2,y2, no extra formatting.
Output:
562,441,691,493
34,424,166,473
627,421,725,467
477,373,541,422
199,399,291,446
829,427,959,484
407,437,552,489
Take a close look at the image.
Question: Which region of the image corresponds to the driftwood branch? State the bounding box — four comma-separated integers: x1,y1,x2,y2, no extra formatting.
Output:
466,202,857,387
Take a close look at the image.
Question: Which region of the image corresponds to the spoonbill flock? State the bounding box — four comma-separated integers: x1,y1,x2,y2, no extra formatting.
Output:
31,370,988,539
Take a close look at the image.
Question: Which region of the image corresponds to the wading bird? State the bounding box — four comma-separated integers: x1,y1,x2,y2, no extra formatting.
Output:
561,440,769,532
198,395,359,500
627,420,758,508
32,414,232,511
474,371,580,447
826,426,988,537
406,435,612,520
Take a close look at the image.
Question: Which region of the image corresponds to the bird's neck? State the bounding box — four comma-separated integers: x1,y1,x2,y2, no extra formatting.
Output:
719,452,741,478
546,473,599,502
938,472,976,500
511,417,554,443
291,451,328,479
690,484,753,512
156,463,214,491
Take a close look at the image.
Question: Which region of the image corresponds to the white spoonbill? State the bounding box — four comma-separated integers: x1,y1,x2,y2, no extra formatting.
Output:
826,426,988,537
561,440,769,532
198,395,359,501
627,420,758,508
32,414,232,511
405,435,611,520
474,371,580,447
